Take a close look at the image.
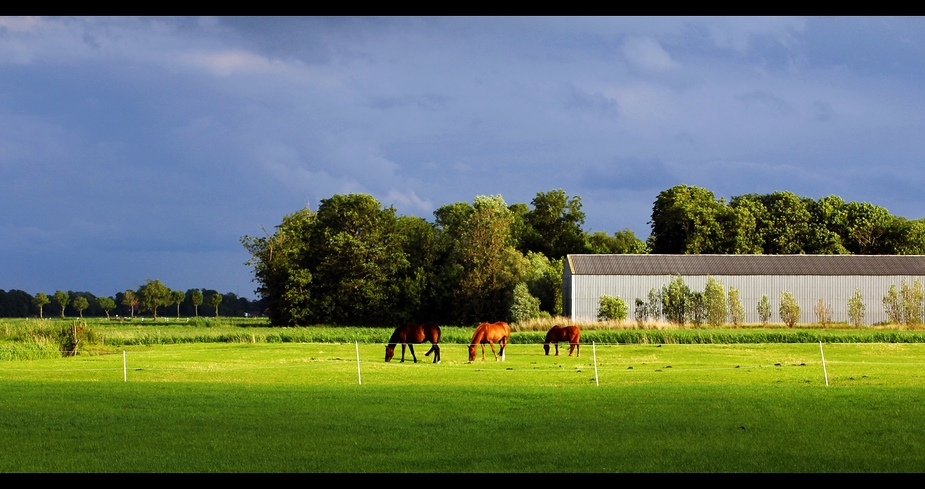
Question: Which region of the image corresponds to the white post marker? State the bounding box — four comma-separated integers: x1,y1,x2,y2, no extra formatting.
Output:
355,341,362,385
819,341,829,387
123,350,127,382
592,341,599,386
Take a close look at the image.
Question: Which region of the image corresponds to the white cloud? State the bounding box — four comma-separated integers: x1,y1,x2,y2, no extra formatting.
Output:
622,37,679,72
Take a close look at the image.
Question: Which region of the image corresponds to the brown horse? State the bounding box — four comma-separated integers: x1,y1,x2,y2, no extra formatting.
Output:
544,325,580,357
468,322,511,362
385,323,441,364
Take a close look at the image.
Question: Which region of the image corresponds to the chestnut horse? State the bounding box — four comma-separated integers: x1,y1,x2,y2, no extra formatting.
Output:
544,325,580,357
385,323,441,364
468,322,511,362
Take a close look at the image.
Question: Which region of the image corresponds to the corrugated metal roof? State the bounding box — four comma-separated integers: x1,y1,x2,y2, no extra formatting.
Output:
567,254,925,276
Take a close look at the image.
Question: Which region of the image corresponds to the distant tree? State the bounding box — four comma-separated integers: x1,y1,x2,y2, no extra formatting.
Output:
33,292,50,319
209,293,223,318
171,289,185,319
72,296,89,318
137,279,171,320
122,290,138,318
587,229,648,254
814,299,832,328
647,288,662,322
522,252,563,316
779,291,800,328
728,287,745,327
598,295,628,321
703,276,727,327
757,295,772,325
96,297,116,320
190,289,203,317
848,289,865,328
53,291,69,318
688,291,705,327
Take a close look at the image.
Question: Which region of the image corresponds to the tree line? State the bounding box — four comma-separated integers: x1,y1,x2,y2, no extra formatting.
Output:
242,190,647,326
649,185,925,254
0,284,265,319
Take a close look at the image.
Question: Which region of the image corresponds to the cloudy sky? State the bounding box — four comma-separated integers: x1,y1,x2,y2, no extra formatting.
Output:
2,17,925,299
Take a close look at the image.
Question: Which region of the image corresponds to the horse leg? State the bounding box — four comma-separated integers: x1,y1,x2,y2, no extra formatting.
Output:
481,343,487,361
555,342,560,356
500,339,506,361
568,342,574,357
489,341,498,361
400,343,407,363
409,344,417,363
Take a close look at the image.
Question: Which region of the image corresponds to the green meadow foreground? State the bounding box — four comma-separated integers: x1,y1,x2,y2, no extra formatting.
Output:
3,324,925,472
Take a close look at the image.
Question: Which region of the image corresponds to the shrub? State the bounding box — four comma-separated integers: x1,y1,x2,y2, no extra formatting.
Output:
598,295,628,321
779,292,800,328
661,275,691,325
757,295,772,325
509,282,541,323
728,287,745,327
848,289,865,328
814,299,832,329
703,277,726,327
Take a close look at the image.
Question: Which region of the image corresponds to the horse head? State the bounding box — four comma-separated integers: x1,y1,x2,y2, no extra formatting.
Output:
385,343,396,362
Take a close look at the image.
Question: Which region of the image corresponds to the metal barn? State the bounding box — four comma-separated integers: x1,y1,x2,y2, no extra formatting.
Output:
563,254,925,325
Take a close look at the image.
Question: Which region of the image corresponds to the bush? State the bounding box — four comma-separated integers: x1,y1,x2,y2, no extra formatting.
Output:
509,282,541,323
598,295,628,321
779,292,800,328
703,277,726,327
757,295,772,325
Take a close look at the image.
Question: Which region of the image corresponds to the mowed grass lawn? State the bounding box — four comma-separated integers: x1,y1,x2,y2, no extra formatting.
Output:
2,341,925,472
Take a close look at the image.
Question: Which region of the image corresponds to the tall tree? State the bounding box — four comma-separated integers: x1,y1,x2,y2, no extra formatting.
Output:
171,289,185,319
519,189,589,259
189,289,203,317
72,296,89,318
122,290,138,318
137,279,171,320
209,293,223,318
33,292,50,319
587,229,648,254
96,296,116,320
649,185,729,254
53,290,69,318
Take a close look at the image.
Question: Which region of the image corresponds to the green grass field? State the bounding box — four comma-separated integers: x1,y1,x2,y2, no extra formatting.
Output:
3,334,925,472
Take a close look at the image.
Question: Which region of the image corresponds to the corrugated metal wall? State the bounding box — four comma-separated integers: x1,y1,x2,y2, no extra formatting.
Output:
566,274,925,325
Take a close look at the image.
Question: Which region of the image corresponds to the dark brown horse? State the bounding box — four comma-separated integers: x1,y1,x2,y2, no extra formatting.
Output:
544,325,580,357
385,323,441,363
468,322,511,362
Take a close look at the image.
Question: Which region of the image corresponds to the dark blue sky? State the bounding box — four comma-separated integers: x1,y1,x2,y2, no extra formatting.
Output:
2,17,925,299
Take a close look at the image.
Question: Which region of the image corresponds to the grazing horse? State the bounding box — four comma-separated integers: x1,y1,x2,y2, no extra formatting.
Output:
468,322,511,362
544,325,581,357
385,323,441,364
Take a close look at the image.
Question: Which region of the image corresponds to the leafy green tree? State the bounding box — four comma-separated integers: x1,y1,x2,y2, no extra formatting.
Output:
137,279,171,320
779,291,800,328
53,291,69,318
209,293,223,317
170,289,185,319
436,195,528,324
96,296,116,320
509,282,541,323
518,189,589,260
189,289,203,317
727,287,745,327
122,290,138,318
647,288,662,322
522,252,563,316
845,201,892,254
688,291,705,327
703,276,726,327
901,279,924,326
757,295,772,325
883,284,902,325
649,185,729,254
634,298,647,325
661,275,691,325
848,289,865,328
587,229,648,254
72,296,89,318
598,295,628,321
33,292,50,319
